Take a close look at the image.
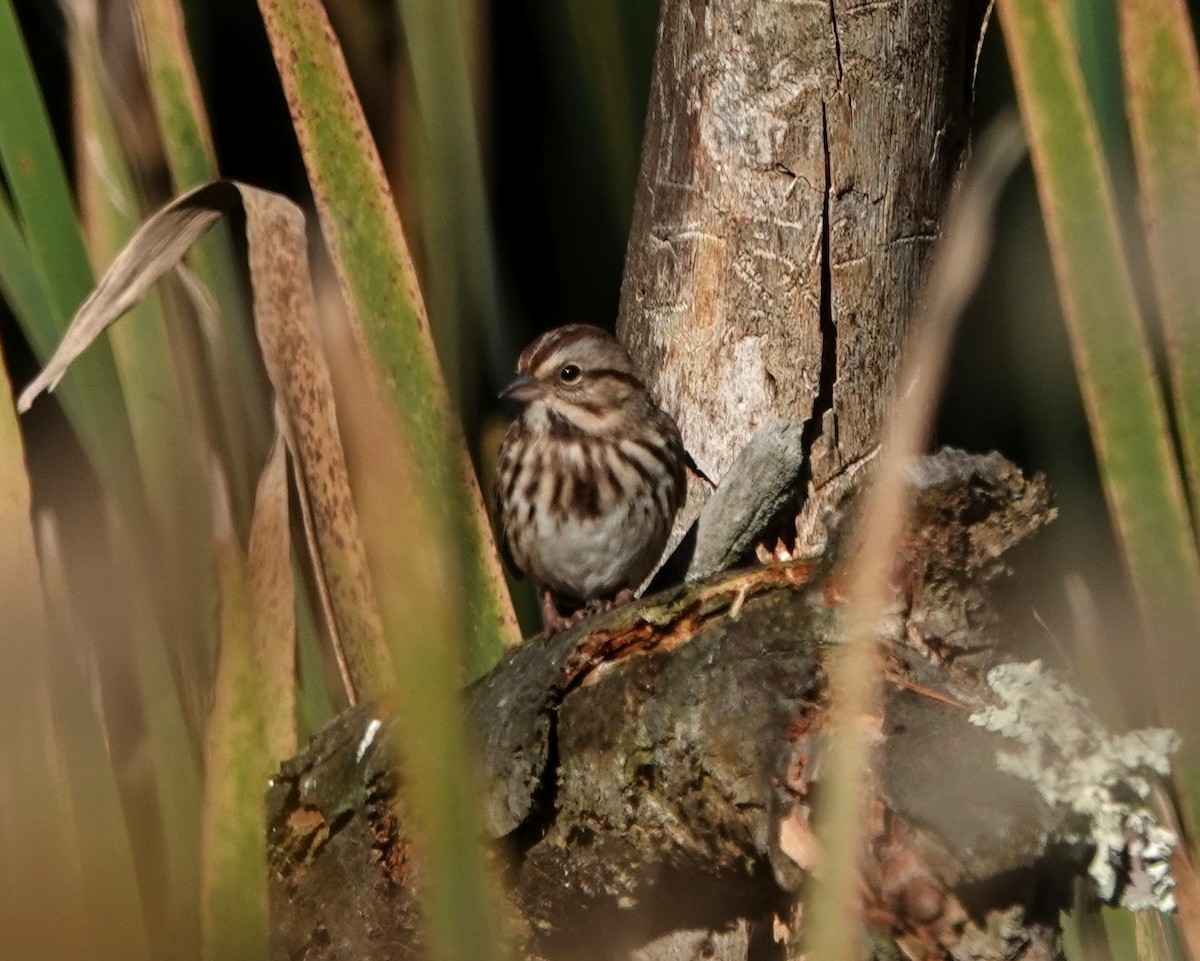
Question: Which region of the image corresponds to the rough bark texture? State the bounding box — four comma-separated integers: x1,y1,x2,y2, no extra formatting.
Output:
265,451,1179,961
617,0,983,549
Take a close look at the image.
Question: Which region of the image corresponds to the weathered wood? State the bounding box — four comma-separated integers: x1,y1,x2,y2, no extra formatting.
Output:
617,0,983,547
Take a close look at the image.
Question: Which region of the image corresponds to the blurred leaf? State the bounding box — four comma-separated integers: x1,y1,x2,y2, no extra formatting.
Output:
1134,910,1188,961
0,477,151,961
70,19,217,898
71,0,201,534
131,0,218,186
0,163,150,956
0,0,144,517
203,467,268,961
1062,897,1120,961
1101,905,1140,961
248,415,297,760
0,330,78,960
0,189,54,336
1164,824,1200,961
562,0,640,212
326,330,507,961
204,403,298,961
1119,0,1200,520
18,179,394,699
997,0,1200,636
256,0,520,669
106,501,204,961
35,522,154,961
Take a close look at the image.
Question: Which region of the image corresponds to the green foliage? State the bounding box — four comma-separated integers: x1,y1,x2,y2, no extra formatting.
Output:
999,0,1200,662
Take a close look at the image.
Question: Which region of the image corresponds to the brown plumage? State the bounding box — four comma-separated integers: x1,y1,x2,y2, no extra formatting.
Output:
495,325,686,631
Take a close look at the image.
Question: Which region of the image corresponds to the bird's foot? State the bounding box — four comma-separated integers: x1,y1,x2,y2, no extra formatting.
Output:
538,588,638,639
598,588,636,613
539,591,586,638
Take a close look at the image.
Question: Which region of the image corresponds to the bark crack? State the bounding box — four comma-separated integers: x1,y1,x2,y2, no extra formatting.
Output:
829,0,844,84
798,105,838,477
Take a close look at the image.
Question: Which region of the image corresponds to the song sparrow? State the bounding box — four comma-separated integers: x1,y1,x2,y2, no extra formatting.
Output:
496,324,686,632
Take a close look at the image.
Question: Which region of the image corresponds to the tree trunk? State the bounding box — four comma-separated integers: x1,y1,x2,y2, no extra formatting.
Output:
618,0,981,550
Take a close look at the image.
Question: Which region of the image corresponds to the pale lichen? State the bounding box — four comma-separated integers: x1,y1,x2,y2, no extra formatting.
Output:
969,660,1179,912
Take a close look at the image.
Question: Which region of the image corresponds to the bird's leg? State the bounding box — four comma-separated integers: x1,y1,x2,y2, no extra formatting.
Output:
611,587,636,608
540,590,567,634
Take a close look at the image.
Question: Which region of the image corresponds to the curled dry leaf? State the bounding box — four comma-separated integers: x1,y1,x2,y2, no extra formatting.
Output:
18,179,394,703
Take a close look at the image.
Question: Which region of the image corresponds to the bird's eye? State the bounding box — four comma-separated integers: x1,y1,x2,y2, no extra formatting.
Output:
559,364,581,383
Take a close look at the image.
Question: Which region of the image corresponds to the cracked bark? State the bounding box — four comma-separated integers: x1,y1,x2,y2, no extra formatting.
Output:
617,0,984,554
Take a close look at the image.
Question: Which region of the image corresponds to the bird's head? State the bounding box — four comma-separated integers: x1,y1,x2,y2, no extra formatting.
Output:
500,325,647,432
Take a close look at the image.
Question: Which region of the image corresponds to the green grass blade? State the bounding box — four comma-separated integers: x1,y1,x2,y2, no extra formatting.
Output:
1067,0,1127,166
996,0,1200,633
247,421,298,762
0,0,93,311
1101,906,1139,961
1119,0,1200,518
202,427,299,961
18,180,398,701
256,0,519,667
70,0,218,770
131,0,218,187
0,187,57,340
109,508,205,961
0,0,144,516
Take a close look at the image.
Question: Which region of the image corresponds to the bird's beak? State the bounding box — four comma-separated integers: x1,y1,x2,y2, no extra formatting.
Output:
499,374,541,404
